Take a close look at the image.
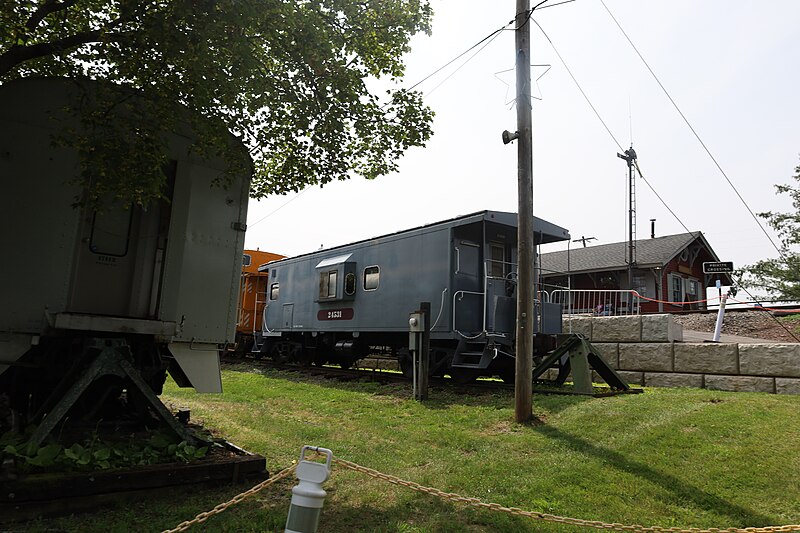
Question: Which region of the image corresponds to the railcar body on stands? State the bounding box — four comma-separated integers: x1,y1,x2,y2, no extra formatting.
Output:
0,78,250,442
259,211,570,381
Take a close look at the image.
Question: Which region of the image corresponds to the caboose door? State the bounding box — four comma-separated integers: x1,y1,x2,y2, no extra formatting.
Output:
67,202,163,318
282,304,294,329
453,240,482,333
485,241,515,334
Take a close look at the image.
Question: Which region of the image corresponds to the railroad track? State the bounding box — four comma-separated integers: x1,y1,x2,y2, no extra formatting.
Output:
221,353,641,397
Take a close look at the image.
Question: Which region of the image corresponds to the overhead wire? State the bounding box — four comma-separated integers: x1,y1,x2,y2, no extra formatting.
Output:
251,9,529,227
530,14,791,336
598,0,784,260
424,28,504,98
597,0,793,333
530,17,693,237
407,19,516,93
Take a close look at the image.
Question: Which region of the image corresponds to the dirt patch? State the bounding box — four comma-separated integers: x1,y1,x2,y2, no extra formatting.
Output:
671,310,800,342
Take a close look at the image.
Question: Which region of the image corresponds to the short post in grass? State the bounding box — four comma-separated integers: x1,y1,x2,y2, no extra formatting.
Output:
409,302,430,400
285,446,332,533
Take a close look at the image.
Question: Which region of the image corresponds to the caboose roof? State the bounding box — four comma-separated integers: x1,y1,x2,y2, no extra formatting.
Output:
258,210,570,271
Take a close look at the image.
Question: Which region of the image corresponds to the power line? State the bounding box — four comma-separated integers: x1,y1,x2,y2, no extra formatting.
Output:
253,1,575,228
598,0,784,260
531,18,693,236
407,21,515,93
424,28,504,97
248,186,311,228
410,0,565,94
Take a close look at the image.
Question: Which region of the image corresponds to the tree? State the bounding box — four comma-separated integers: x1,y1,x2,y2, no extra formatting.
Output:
741,158,800,301
0,0,434,206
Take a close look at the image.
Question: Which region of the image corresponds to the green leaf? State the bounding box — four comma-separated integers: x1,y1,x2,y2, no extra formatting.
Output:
94,448,111,461
27,444,63,467
3,444,19,457
65,443,84,461
149,434,172,450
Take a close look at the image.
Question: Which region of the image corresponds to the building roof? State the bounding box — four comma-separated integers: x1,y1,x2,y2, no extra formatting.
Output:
540,232,719,276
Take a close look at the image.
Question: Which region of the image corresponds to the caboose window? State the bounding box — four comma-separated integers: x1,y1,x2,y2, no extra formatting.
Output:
270,283,279,300
345,272,356,296
363,266,380,291
89,207,133,256
489,242,506,278
319,270,337,299
242,254,252,267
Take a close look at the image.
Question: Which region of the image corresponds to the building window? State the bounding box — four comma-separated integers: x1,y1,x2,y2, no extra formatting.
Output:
345,272,356,296
632,275,648,298
364,266,380,291
671,275,683,304
686,279,699,301
242,254,252,267
319,270,337,299
270,283,279,300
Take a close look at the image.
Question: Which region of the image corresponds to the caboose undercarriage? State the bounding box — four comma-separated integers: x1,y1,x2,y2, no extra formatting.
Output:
254,326,596,387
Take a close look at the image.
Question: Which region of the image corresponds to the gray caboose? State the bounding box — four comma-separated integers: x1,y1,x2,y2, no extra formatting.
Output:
260,211,570,382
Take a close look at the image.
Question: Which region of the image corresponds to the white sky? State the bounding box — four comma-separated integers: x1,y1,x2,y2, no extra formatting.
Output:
244,0,800,274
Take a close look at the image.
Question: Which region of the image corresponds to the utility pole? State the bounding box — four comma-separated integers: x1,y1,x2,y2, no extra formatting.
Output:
514,0,534,423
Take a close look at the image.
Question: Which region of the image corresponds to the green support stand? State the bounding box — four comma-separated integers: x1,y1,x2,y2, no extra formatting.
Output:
26,338,196,455
532,334,630,395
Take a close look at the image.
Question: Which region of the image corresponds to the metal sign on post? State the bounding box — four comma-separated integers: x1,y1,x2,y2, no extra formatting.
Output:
409,302,430,401
703,261,734,274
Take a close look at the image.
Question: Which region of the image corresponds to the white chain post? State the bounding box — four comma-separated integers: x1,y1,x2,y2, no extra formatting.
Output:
284,446,333,533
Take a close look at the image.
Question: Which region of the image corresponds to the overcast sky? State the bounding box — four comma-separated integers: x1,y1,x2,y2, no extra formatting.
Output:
244,0,800,274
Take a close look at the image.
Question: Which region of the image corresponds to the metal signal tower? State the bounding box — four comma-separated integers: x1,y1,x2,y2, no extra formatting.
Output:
617,147,637,291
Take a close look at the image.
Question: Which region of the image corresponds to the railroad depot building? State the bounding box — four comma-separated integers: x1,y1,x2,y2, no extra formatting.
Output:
539,231,733,314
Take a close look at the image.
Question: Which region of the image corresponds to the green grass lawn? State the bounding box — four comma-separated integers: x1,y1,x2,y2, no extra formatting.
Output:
17,364,800,532
780,313,800,336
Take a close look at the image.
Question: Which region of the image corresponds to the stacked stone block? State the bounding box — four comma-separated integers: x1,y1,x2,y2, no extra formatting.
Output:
560,314,800,394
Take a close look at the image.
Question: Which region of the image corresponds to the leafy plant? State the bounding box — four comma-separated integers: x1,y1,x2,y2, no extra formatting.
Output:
1,427,209,474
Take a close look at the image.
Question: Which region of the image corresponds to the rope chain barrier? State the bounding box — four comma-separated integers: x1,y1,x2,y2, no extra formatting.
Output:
562,289,800,315
162,452,800,532
333,457,800,533
161,463,297,533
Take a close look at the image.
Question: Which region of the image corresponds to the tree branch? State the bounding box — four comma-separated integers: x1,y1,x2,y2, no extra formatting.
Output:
25,0,80,32
0,29,103,77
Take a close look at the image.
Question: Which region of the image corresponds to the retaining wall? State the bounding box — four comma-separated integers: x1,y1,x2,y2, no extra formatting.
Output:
561,314,800,395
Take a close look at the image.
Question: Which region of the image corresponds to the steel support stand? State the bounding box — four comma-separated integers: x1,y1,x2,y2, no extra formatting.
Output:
26,338,196,454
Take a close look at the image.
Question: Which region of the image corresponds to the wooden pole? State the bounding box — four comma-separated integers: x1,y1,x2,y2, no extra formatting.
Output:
514,0,534,423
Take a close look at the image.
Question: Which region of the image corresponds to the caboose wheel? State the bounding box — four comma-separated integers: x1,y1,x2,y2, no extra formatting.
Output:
397,349,413,378
271,342,298,365
448,368,480,384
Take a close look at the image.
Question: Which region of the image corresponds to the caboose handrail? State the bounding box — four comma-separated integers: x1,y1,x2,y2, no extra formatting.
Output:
451,290,486,338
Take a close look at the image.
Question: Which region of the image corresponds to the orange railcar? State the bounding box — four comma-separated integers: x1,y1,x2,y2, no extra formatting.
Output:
235,249,285,353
